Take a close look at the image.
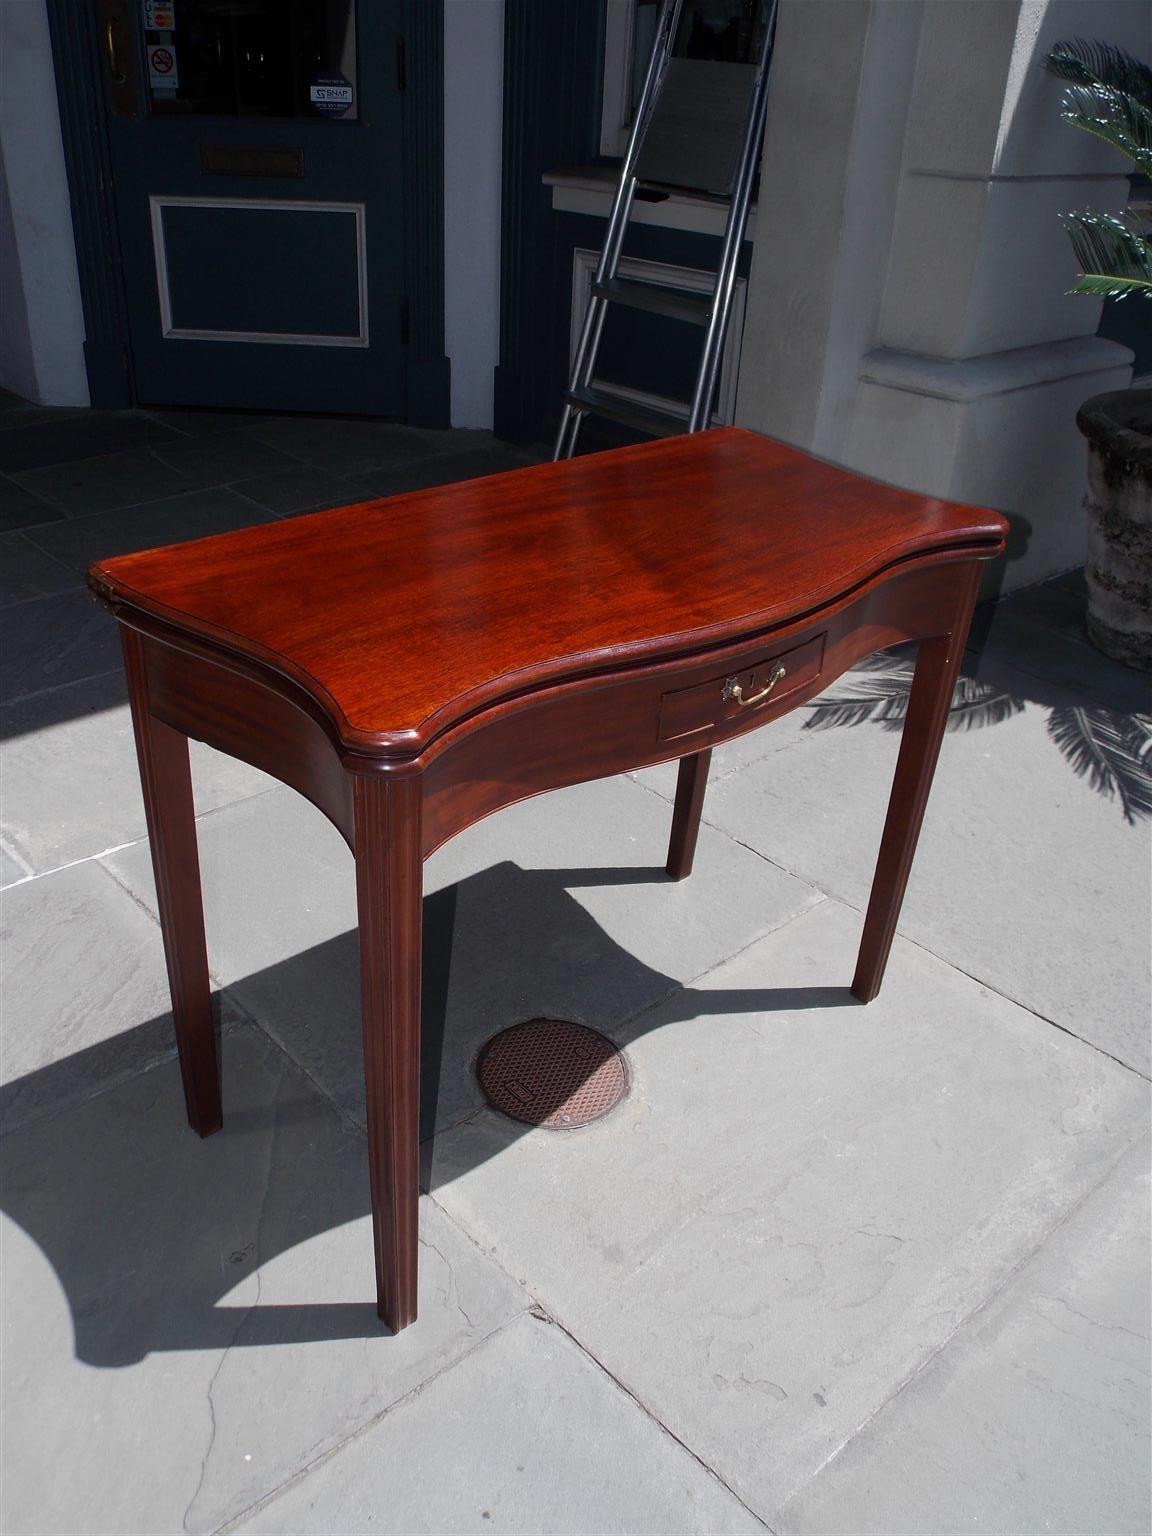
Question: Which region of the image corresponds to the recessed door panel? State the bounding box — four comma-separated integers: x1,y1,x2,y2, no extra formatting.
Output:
153,199,366,343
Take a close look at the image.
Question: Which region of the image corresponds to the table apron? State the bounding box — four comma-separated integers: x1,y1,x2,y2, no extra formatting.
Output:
418,559,976,855
139,629,356,847
126,557,978,860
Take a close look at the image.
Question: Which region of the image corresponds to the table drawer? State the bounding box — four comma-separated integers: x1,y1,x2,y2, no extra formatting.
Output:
658,632,825,742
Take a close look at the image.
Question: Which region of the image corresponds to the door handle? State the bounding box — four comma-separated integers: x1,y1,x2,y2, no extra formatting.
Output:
98,0,136,115
105,19,126,84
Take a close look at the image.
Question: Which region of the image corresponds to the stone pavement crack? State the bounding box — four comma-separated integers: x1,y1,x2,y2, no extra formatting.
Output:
209,1312,529,1536
525,1303,778,1534
420,1234,477,1330
773,1125,1152,1521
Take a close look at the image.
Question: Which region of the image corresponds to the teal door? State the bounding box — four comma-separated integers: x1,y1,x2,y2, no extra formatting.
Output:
99,0,406,415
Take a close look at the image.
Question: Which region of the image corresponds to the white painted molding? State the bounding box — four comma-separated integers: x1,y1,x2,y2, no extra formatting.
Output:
858,337,1136,404
149,197,369,347
546,169,756,241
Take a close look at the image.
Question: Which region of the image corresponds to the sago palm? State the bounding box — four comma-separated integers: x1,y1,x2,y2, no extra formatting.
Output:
1045,38,1152,299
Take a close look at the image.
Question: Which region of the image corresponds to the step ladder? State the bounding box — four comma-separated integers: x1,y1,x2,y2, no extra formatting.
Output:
553,0,779,461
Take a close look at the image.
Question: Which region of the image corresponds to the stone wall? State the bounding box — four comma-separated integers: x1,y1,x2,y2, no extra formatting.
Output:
736,0,1150,592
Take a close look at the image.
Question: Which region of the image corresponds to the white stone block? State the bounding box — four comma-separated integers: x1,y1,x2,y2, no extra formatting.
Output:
882,175,1127,358
903,0,1152,181
846,341,1135,589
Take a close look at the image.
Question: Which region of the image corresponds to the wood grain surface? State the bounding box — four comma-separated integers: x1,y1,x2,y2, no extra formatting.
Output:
89,428,1005,755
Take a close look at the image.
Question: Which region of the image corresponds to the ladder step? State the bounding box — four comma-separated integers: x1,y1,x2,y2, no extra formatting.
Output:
591,277,712,326
566,385,690,438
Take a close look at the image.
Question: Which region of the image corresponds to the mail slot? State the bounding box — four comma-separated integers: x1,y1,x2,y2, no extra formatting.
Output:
199,145,305,179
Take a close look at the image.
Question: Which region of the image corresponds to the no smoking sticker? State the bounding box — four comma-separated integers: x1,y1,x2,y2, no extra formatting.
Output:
148,44,179,88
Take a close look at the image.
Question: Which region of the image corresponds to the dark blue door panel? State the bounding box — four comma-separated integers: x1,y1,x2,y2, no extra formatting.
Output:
105,2,405,415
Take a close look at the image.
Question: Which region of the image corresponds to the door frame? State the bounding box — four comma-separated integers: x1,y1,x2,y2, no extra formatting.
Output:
45,0,448,424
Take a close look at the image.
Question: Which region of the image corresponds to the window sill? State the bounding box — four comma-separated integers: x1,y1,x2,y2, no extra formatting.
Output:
543,165,757,241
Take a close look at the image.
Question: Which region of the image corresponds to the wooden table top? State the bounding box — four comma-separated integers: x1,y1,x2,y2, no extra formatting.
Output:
89,427,1005,753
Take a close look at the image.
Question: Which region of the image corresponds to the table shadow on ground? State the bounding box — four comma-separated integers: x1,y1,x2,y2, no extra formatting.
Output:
0,861,847,1367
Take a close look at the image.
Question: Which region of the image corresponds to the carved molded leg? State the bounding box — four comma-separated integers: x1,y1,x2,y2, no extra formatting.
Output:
353,773,423,1332
121,628,221,1136
666,749,712,880
852,566,982,1002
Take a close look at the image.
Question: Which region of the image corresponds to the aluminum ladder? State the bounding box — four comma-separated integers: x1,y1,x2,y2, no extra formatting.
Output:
553,0,779,461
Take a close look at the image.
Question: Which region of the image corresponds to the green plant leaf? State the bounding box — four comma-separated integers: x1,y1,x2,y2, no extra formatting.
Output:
1060,209,1152,296
1057,81,1152,174
1045,38,1152,107
1071,272,1152,298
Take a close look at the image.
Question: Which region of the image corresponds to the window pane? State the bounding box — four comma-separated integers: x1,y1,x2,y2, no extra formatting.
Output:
145,0,359,120
675,1,767,64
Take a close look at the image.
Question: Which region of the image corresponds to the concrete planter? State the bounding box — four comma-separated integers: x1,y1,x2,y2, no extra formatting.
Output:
1076,390,1152,671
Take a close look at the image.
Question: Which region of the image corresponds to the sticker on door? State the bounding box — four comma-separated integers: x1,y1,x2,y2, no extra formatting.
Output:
147,44,179,88
309,72,354,117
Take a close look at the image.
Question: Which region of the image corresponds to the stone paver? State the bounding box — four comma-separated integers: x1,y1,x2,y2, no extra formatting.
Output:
0,857,232,1131
0,590,124,701
13,446,201,516
1,670,274,875
0,1027,527,1536
0,844,27,885
430,899,1151,1521
240,1311,764,1536
694,656,1151,1074
0,393,1148,1536
0,532,81,607
0,473,62,533
105,774,821,1138
24,484,276,575
0,410,180,473
777,1135,1152,1535
247,416,447,476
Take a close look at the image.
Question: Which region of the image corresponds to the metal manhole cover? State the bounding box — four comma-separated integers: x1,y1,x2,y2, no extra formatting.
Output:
477,1018,628,1129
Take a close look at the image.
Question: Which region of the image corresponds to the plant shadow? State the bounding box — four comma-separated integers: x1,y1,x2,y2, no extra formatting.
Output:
806,622,1152,823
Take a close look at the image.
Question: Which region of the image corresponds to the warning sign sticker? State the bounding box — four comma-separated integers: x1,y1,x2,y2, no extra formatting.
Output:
143,2,176,27
147,45,178,88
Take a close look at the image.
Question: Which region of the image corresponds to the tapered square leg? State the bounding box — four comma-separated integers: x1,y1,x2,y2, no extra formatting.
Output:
121,628,221,1136
353,773,423,1332
852,566,982,1002
666,749,712,880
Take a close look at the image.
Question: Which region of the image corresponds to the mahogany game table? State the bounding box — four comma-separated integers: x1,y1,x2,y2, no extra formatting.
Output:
88,427,1007,1332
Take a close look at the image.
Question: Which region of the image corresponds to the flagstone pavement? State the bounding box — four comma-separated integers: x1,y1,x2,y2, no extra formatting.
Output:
1,388,1149,1534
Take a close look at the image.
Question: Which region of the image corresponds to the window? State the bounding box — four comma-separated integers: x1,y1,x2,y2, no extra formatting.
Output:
599,1,768,157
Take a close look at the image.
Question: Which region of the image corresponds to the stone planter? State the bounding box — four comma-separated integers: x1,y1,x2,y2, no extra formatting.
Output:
1076,390,1152,671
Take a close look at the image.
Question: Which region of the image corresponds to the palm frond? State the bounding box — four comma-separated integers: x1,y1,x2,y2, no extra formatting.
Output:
1047,706,1152,823
1047,39,1152,105
1071,272,1152,298
1060,209,1152,297
1045,39,1152,108
1056,81,1152,175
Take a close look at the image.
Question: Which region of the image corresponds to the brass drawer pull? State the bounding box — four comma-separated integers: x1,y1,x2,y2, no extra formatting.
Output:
723,661,786,708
